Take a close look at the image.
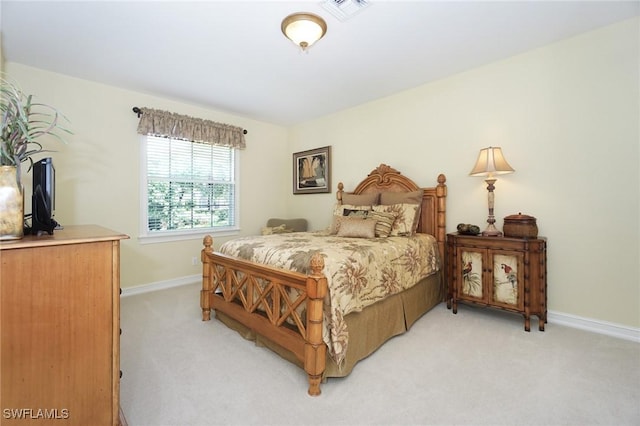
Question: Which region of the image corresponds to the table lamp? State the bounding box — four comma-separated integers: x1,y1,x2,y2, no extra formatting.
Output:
469,146,515,236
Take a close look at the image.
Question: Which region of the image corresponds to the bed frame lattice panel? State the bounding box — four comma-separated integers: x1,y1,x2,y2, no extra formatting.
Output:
212,264,308,337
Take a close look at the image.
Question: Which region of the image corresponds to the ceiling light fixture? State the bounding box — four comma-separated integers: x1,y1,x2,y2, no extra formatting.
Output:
281,12,327,51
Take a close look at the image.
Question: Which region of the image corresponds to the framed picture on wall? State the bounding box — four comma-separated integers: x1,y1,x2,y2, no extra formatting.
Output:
293,146,331,194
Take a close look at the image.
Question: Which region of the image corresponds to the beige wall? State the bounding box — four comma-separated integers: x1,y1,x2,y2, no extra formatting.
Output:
288,18,640,328
4,63,290,288
5,18,638,329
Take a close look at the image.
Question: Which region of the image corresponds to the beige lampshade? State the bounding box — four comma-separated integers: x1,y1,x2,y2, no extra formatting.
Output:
281,13,327,51
469,146,515,177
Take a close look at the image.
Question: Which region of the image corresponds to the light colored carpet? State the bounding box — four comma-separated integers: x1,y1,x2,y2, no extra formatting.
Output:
120,283,639,426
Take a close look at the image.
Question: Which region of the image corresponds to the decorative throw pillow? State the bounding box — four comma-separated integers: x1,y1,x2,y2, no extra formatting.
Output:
380,190,423,206
373,203,421,236
342,208,370,218
336,217,377,238
330,215,365,235
367,210,397,238
342,192,379,206
333,204,372,217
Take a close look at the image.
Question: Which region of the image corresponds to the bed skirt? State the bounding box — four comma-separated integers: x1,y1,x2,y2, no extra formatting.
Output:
214,271,443,379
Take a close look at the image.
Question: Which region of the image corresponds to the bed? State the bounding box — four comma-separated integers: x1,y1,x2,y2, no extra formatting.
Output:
200,164,447,395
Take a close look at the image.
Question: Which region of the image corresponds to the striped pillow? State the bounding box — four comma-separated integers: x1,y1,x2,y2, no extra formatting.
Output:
373,203,421,236
368,210,397,238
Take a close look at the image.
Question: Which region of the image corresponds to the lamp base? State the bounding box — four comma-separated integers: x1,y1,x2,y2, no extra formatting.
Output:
481,223,503,237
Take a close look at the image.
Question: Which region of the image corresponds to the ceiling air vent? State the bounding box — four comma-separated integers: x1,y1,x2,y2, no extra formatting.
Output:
321,0,371,21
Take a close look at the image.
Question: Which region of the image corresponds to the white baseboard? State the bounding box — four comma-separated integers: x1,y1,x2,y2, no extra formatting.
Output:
548,310,640,343
121,274,200,297
122,276,640,344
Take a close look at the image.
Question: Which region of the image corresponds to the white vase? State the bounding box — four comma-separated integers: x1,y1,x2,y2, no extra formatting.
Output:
0,165,24,240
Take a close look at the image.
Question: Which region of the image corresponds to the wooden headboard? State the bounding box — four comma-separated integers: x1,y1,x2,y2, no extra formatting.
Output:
336,164,447,261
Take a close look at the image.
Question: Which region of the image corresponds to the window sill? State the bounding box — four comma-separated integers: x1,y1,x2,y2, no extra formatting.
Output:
138,227,240,244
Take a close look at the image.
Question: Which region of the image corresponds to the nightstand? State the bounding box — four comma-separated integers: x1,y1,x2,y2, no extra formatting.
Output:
446,232,547,331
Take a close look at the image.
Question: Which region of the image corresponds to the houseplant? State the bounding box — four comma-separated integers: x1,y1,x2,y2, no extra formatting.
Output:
0,77,71,239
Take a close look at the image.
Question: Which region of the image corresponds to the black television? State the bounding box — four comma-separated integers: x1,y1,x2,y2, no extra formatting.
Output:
31,157,59,235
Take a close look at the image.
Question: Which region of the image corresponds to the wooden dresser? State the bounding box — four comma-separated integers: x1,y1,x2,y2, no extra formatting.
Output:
1,225,129,425
447,232,547,332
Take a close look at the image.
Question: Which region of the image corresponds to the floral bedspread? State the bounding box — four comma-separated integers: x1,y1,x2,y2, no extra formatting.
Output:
218,231,440,367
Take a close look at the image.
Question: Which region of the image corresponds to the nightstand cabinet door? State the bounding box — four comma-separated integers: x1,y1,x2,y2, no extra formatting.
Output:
448,233,547,332
457,246,488,303
490,249,524,311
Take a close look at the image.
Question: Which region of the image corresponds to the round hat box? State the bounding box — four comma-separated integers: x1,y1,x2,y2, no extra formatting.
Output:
503,213,538,238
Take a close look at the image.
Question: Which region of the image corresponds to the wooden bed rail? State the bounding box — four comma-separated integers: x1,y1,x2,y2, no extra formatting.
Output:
200,235,328,396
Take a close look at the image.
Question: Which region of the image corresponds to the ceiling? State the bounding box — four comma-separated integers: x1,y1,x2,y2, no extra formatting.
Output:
1,1,638,126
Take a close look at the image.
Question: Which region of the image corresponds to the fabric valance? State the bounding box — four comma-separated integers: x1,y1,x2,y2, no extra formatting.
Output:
136,107,246,149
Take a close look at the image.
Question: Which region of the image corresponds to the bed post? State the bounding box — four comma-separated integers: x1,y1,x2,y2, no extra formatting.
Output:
436,174,447,259
201,235,214,321
435,174,448,304
304,253,328,396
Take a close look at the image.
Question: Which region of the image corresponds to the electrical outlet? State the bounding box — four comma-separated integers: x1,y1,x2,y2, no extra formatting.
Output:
191,256,199,266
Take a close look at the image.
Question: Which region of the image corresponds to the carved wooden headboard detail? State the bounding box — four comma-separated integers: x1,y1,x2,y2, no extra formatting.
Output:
336,164,447,262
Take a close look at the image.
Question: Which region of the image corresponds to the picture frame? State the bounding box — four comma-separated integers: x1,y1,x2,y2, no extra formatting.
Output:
293,146,331,194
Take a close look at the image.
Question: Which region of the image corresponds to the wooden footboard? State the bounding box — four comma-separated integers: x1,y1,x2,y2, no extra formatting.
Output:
200,235,328,396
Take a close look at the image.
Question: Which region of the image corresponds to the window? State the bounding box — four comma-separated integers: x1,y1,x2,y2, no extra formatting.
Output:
140,135,239,241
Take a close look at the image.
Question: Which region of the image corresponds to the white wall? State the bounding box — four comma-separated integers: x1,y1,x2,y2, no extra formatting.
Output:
288,18,640,328
5,63,290,288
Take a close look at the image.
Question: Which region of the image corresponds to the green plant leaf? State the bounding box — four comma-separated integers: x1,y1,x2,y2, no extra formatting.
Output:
1,75,72,167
